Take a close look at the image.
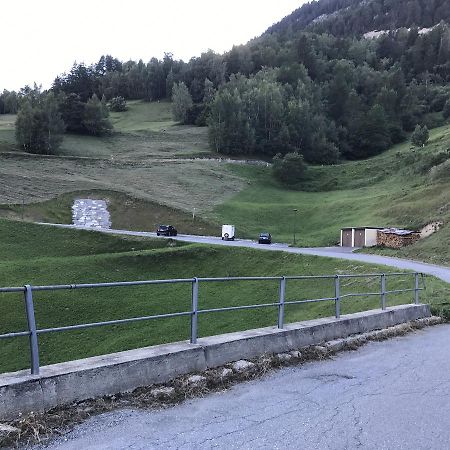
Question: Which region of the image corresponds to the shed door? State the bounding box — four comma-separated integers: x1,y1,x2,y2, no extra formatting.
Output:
342,230,353,247
354,228,365,247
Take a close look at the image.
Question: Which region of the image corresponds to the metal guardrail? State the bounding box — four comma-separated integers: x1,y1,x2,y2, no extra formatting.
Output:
0,272,425,375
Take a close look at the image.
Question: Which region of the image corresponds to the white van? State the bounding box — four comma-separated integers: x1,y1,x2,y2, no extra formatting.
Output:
221,225,235,241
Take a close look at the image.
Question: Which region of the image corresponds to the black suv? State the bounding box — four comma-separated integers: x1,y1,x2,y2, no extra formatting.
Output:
156,225,178,236
258,232,272,244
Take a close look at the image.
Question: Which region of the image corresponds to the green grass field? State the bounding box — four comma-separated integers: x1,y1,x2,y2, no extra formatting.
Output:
2,219,447,374
0,101,449,265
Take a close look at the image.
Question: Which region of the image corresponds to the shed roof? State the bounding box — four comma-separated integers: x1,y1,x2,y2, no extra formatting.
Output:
379,228,418,236
341,226,384,230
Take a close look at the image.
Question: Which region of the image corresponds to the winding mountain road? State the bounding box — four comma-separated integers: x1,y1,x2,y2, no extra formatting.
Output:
43,224,450,283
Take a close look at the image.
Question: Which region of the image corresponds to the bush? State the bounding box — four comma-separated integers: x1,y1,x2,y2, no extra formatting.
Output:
431,304,450,322
415,150,450,174
311,137,340,164
430,159,450,182
272,152,307,185
109,96,127,112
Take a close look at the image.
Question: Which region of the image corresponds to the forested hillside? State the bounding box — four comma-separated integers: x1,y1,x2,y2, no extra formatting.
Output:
1,0,450,165
267,0,450,37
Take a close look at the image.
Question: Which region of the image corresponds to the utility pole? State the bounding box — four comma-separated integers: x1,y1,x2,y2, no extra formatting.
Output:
21,192,25,221
293,209,298,245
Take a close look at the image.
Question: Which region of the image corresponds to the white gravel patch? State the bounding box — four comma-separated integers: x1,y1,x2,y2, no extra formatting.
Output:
72,199,111,229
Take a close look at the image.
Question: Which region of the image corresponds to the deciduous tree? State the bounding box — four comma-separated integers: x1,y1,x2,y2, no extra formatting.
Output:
172,82,193,124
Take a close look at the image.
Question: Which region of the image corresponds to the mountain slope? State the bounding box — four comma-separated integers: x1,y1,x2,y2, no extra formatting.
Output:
266,0,450,38
215,123,450,265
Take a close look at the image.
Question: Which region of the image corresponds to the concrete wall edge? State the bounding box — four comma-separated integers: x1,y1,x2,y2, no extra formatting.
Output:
0,304,431,420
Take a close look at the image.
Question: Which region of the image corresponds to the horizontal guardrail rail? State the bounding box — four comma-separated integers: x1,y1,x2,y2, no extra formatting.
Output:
0,272,426,375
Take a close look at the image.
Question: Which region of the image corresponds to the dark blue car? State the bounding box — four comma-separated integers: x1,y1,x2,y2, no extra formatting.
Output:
156,225,178,236
258,232,272,244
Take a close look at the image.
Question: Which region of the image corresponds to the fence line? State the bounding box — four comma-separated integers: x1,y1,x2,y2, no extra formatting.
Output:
0,272,425,375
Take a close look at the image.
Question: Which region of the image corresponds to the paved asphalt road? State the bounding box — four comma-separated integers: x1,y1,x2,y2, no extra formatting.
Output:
44,224,450,283
35,324,450,450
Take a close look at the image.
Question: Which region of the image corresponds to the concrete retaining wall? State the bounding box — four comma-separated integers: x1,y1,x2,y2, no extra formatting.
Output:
0,304,430,421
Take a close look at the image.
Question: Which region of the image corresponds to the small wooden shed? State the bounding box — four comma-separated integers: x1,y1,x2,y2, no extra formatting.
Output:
340,227,383,248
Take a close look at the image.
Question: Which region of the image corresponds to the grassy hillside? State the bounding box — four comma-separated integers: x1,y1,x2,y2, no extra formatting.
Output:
0,101,244,218
1,219,446,374
215,125,450,265
1,100,449,265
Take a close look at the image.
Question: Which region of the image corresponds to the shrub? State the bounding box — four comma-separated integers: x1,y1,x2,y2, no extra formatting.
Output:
272,152,307,185
109,96,127,112
415,150,450,174
430,159,450,182
431,304,450,322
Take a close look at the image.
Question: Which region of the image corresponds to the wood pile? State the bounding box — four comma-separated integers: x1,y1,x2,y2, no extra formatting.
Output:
376,229,420,249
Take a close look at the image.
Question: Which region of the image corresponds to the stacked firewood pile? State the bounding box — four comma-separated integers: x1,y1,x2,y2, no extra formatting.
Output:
376,228,421,249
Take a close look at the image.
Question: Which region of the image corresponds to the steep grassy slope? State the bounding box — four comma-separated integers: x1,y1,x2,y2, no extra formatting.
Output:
216,125,450,264
0,101,244,220
2,219,446,374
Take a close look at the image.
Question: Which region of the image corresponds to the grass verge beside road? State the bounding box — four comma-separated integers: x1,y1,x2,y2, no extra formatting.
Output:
0,220,448,374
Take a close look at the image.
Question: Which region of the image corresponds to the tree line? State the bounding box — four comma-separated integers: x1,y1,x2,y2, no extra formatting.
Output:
2,0,450,161
12,85,111,154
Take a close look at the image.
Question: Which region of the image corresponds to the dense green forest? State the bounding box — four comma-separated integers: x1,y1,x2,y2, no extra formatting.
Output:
1,0,450,163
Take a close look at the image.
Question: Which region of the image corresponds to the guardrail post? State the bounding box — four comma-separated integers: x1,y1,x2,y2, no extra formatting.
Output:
414,273,420,304
190,278,199,344
380,274,386,310
334,275,340,319
277,277,286,329
24,285,40,375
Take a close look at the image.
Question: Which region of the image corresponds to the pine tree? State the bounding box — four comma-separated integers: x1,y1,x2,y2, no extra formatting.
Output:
411,124,429,147
82,94,112,136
